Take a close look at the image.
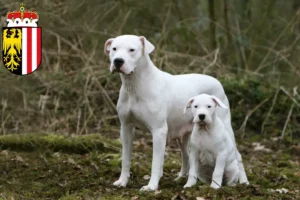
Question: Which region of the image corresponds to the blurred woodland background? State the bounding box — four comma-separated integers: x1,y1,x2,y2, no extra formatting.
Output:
0,0,299,140
0,1,299,199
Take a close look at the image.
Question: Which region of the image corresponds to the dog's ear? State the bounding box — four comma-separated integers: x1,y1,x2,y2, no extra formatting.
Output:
211,95,228,109
104,38,114,55
139,36,155,55
183,97,194,114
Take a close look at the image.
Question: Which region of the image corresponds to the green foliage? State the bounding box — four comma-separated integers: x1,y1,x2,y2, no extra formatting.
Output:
0,0,299,136
0,133,120,154
221,78,300,140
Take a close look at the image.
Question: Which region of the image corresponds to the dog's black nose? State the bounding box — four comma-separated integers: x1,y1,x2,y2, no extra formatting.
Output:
114,58,124,68
199,114,205,121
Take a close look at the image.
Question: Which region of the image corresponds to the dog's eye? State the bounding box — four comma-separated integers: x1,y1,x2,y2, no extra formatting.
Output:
112,47,117,51
129,49,135,52
208,106,212,108
194,105,198,108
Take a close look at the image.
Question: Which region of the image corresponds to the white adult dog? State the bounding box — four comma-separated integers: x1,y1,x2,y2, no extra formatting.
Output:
104,35,248,191
183,94,241,189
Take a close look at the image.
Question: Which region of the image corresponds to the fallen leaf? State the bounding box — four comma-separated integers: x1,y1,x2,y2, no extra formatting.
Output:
252,142,272,152
275,188,289,194
16,156,24,162
131,195,139,200
1,150,8,156
53,152,60,158
64,158,76,165
154,190,161,195
143,175,150,180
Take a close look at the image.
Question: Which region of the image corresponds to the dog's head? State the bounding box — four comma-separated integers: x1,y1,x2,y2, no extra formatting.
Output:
183,94,228,125
104,35,155,75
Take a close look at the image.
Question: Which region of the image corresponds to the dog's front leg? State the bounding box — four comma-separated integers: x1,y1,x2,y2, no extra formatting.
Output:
140,123,168,191
175,134,190,181
113,124,135,187
211,153,226,189
184,145,199,188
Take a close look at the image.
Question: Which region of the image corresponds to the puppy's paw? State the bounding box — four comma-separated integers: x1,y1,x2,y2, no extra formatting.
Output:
183,180,197,188
210,182,221,189
241,181,249,185
113,178,128,187
140,184,157,191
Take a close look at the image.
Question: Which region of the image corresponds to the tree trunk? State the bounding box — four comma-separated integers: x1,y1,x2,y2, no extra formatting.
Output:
208,0,217,50
223,0,232,46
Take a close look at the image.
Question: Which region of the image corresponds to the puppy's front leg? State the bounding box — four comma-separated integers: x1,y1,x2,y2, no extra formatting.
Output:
113,124,135,187
211,153,226,189
184,146,199,188
140,123,168,191
236,150,249,184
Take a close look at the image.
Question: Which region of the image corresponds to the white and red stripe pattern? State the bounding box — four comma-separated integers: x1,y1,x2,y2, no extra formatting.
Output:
21,27,42,75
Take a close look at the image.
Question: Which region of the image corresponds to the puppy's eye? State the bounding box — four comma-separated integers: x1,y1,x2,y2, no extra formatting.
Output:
112,47,116,51
208,106,212,108
194,105,198,108
129,49,135,52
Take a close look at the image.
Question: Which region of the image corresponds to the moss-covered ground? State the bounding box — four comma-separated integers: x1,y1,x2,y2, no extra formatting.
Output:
0,134,299,200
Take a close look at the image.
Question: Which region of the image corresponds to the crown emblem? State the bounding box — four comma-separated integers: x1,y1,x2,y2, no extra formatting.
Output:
6,3,39,27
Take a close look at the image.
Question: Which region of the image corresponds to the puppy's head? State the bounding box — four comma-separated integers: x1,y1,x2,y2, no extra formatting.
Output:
104,35,155,75
183,94,228,125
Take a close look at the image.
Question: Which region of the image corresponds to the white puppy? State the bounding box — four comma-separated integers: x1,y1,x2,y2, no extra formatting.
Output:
183,94,241,189
104,35,248,191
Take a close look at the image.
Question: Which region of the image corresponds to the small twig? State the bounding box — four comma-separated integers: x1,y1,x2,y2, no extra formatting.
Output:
281,86,298,139
235,18,248,71
117,10,132,35
293,87,299,97
261,86,280,134
211,179,230,193
255,14,298,73
280,86,300,107
203,48,219,74
281,103,294,140
239,97,270,138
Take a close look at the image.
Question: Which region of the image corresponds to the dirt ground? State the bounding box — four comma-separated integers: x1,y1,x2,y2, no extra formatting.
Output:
0,134,299,200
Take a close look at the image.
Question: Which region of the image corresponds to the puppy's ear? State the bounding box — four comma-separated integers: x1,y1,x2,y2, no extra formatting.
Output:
183,97,194,114
139,36,155,55
104,38,114,55
211,95,228,109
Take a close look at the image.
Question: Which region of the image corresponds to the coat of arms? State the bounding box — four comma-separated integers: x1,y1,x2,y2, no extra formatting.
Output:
2,3,42,75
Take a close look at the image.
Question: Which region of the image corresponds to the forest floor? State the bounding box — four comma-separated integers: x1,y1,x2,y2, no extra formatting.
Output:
0,133,299,200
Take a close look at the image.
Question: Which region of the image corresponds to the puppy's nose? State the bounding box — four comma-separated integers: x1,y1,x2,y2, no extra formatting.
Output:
199,114,205,121
113,58,124,69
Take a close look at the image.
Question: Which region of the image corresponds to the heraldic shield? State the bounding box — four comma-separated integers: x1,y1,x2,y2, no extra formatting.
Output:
2,27,42,75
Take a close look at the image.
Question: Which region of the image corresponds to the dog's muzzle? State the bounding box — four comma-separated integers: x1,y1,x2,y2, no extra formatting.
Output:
114,58,124,69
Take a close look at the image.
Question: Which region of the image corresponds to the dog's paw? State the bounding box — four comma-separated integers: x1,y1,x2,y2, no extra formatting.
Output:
183,183,193,188
183,180,196,188
210,183,221,189
113,179,128,187
140,184,157,191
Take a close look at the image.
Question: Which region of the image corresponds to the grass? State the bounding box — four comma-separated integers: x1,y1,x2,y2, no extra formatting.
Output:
0,133,299,199
0,133,120,154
